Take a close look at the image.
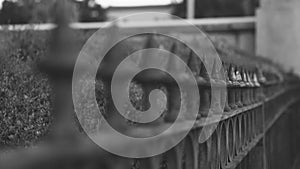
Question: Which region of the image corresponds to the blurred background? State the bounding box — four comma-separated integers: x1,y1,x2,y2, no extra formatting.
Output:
0,0,258,24
1,0,300,169
0,0,261,148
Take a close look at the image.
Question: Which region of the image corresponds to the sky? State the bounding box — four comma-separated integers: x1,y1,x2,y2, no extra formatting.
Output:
0,0,183,9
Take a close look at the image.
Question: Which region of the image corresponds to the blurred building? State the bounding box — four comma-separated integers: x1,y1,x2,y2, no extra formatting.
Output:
173,0,258,18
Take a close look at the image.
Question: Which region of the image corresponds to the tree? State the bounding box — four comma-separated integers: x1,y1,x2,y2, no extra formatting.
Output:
74,0,106,22
0,0,106,24
30,0,56,23
0,0,31,24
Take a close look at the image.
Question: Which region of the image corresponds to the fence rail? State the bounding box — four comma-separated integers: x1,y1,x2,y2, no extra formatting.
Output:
0,17,255,31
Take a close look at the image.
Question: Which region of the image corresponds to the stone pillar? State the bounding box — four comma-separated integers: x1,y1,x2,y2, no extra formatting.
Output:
257,0,300,74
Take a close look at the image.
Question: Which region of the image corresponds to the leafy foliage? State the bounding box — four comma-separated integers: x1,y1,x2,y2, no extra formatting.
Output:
0,30,52,147
0,29,99,146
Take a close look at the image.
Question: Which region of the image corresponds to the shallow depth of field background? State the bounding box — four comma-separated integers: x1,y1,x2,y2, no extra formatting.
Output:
0,0,257,148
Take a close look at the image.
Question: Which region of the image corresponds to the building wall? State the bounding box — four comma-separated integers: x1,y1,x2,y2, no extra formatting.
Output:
117,18,256,55
257,0,300,74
